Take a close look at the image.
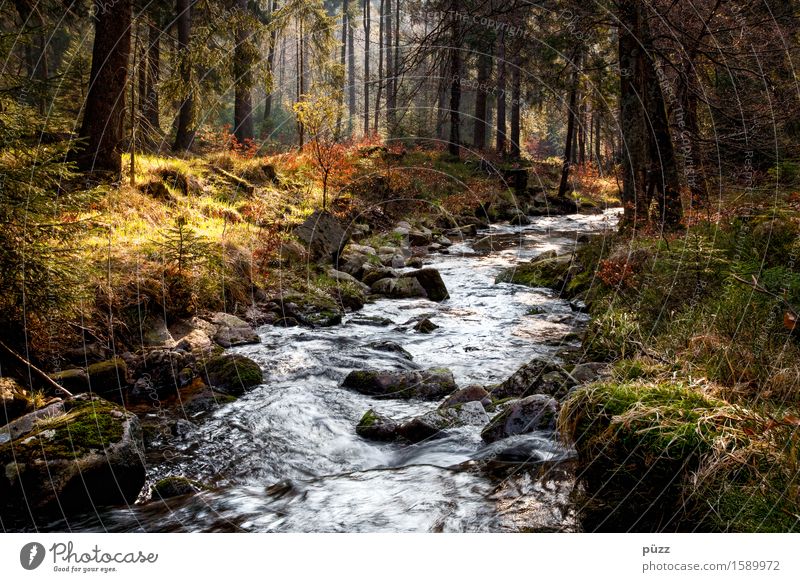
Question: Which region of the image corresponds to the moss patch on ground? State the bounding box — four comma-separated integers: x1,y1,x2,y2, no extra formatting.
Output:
559,380,799,532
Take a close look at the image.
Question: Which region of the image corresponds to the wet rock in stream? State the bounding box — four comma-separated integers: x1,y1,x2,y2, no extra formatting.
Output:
342,368,457,400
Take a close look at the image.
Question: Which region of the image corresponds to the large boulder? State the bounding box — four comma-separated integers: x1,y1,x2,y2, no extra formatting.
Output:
0,395,146,521
490,356,576,400
201,354,263,396
370,276,427,299
211,312,260,348
342,368,457,400
294,210,350,262
481,394,559,442
141,315,176,347
403,268,449,301
151,476,202,500
370,268,449,302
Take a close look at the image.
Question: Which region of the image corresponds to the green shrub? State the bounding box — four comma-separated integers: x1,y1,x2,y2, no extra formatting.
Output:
0,102,91,347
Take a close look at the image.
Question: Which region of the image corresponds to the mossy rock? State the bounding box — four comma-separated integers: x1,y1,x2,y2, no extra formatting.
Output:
495,255,574,292
201,354,263,396
356,409,399,442
0,395,145,523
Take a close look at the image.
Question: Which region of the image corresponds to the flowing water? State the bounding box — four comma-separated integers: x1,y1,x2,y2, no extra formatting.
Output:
44,209,620,533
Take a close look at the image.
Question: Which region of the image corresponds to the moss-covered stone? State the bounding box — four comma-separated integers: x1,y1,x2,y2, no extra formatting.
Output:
0,395,145,523
355,409,399,442
201,354,263,396
495,255,574,291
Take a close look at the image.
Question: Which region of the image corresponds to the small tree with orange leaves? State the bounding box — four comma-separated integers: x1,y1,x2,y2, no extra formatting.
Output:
293,93,343,211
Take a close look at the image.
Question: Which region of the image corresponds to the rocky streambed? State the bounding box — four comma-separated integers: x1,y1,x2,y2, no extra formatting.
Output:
4,209,620,532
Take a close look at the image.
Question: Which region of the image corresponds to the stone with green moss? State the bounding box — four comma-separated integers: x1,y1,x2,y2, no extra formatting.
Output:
201,354,263,396
495,255,574,291
356,409,399,441
0,395,145,522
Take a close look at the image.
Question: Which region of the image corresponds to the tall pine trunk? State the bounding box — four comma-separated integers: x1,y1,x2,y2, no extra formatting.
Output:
558,52,581,198
509,54,521,158
173,0,194,152
447,4,461,157
337,0,348,137
263,0,279,127
234,0,255,143
348,4,356,134
363,0,370,136
473,49,492,150
143,18,161,146
374,0,384,132
496,31,506,154
76,0,131,173
385,0,395,136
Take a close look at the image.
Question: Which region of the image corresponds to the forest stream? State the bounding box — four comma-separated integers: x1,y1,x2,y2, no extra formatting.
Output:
40,210,620,533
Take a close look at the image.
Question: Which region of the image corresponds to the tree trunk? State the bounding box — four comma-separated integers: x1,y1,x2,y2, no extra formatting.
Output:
509,53,521,158
594,109,601,168
496,31,506,154
143,18,161,146
578,100,586,164
76,0,131,173
558,54,581,198
374,0,384,132
385,0,395,136
348,2,356,135
173,0,194,152
336,0,348,137
678,57,704,207
363,0,370,136
137,22,146,118
436,57,448,141
234,0,255,143
392,0,400,130
641,7,682,227
644,63,682,226
297,18,305,147
264,0,279,127
473,49,492,150
618,0,649,226
447,6,461,157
